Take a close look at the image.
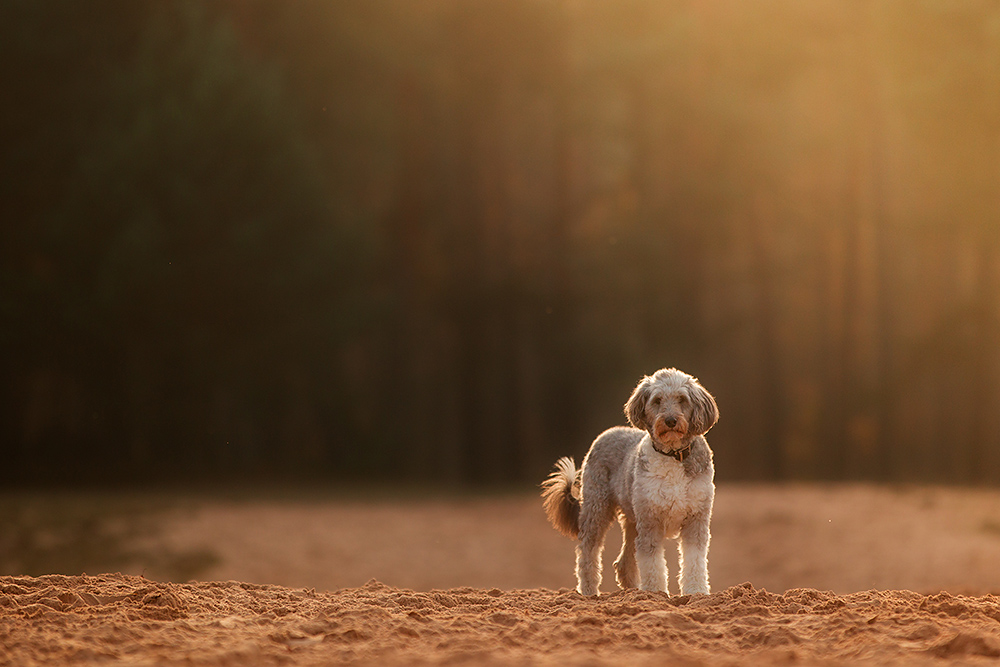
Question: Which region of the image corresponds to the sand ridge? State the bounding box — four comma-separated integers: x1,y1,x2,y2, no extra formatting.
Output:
3,573,1000,666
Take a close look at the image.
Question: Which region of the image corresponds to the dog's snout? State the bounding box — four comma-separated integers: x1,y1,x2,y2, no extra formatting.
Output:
664,416,678,429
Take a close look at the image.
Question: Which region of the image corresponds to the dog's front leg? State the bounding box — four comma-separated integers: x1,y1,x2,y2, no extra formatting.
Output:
634,519,667,592
677,512,711,595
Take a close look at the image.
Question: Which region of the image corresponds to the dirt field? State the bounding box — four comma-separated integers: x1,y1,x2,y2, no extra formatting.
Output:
3,483,1000,665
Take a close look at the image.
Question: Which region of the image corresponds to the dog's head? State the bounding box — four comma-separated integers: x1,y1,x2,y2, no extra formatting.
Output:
624,368,718,451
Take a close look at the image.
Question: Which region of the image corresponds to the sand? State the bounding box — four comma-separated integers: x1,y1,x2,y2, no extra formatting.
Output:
3,483,1000,665
3,574,1000,666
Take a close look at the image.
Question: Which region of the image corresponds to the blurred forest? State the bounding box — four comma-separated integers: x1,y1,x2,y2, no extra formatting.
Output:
3,0,1000,486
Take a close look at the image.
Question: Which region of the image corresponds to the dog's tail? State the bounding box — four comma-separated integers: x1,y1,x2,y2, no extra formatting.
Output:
541,456,580,539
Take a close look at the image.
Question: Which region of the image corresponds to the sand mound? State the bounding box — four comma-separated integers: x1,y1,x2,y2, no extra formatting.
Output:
3,574,1000,666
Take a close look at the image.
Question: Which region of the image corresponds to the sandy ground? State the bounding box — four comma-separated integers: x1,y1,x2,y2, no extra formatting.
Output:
3,483,1000,665
150,483,1000,595
4,574,1000,666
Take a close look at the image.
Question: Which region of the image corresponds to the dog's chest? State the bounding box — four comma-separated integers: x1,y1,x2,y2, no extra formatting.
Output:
635,454,712,536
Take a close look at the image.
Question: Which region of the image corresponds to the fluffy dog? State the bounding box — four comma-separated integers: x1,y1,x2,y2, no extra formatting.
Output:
541,368,718,596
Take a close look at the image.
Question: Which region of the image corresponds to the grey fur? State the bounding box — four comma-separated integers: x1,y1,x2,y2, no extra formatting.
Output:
542,368,718,596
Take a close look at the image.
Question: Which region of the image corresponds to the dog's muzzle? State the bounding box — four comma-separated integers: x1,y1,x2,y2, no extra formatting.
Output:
654,416,686,444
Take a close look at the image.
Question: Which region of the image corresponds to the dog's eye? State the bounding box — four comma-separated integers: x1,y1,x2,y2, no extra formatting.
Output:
650,396,661,407
678,395,689,405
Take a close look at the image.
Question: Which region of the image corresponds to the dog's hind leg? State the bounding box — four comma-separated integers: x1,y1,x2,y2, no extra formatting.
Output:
575,502,615,596
613,516,639,589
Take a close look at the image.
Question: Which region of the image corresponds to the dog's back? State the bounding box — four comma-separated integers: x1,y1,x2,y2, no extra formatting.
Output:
580,426,645,491
541,427,642,538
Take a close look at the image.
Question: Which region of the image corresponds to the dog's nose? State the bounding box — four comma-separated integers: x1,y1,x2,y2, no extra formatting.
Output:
664,417,677,429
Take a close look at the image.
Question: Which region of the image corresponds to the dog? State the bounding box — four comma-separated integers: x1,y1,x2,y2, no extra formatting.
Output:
541,368,718,596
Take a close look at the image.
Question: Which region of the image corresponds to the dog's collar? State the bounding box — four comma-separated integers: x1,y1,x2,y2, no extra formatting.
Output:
654,442,692,462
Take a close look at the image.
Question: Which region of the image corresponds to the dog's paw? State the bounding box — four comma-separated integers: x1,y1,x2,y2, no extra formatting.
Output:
639,582,668,594
680,584,710,596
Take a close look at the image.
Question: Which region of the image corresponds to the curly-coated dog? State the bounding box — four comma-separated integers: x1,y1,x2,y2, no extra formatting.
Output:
541,368,719,596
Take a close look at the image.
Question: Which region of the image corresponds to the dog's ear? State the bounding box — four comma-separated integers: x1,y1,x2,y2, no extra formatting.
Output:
687,379,719,435
625,376,653,430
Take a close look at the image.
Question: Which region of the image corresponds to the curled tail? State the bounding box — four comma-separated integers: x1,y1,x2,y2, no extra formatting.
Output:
541,456,580,539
